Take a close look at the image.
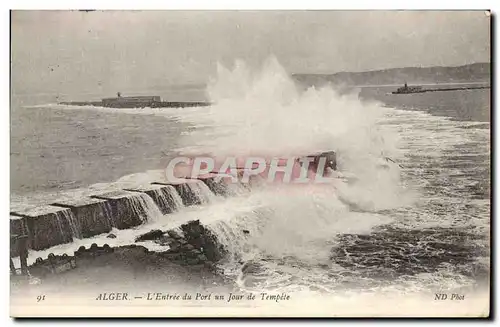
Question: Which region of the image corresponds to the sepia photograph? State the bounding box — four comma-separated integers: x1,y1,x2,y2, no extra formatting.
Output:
9,9,491,317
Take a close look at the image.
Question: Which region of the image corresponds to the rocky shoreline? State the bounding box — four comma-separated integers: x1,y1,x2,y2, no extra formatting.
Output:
133,219,226,269
11,220,233,291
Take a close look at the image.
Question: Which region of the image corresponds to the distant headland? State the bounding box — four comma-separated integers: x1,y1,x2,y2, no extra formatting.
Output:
293,62,491,87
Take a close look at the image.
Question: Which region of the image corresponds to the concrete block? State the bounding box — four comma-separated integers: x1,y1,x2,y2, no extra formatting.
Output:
51,197,113,238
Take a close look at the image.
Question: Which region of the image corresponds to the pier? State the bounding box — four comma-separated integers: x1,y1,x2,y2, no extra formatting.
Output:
392,83,490,94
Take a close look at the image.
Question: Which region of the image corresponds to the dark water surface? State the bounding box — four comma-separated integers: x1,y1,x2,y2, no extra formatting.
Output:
359,85,490,123
11,100,187,195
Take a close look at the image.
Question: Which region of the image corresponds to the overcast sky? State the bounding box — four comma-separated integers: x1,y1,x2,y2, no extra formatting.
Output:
11,10,490,96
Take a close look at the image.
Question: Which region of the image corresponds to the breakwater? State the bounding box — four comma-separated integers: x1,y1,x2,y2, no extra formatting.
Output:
58,101,211,108
392,85,490,94
10,176,238,275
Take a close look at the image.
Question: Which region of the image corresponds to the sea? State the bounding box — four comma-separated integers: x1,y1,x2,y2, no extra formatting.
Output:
10,59,491,305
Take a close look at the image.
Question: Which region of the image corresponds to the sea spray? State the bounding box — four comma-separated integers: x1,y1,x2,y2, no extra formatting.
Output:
224,179,250,196
178,57,395,158
174,57,411,212
199,184,395,294
206,186,392,260
165,57,414,292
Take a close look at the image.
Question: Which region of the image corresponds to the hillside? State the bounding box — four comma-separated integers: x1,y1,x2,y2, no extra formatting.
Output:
293,63,491,87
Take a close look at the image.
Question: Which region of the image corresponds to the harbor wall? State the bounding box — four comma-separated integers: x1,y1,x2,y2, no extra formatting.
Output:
10,176,234,256
51,198,113,238
89,191,148,230
151,181,202,206
10,206,74,251
123,184,183,215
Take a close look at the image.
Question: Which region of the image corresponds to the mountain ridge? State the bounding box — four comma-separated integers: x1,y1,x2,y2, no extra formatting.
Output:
293,62,491,86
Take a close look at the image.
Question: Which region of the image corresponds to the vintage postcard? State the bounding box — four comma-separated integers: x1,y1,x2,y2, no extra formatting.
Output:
10,10,491,317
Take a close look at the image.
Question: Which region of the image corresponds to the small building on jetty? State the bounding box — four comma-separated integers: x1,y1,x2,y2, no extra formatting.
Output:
102,94,161,108
392,82,424,94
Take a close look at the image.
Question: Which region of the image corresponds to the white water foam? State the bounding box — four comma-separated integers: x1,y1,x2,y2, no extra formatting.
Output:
124,192,164,224
185,180,218,204
156,185,184,211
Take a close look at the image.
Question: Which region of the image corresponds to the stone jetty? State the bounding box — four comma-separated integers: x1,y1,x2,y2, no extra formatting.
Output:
90,190,150,229
10,206,74,251
51,197,113,238
9,176,242,277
